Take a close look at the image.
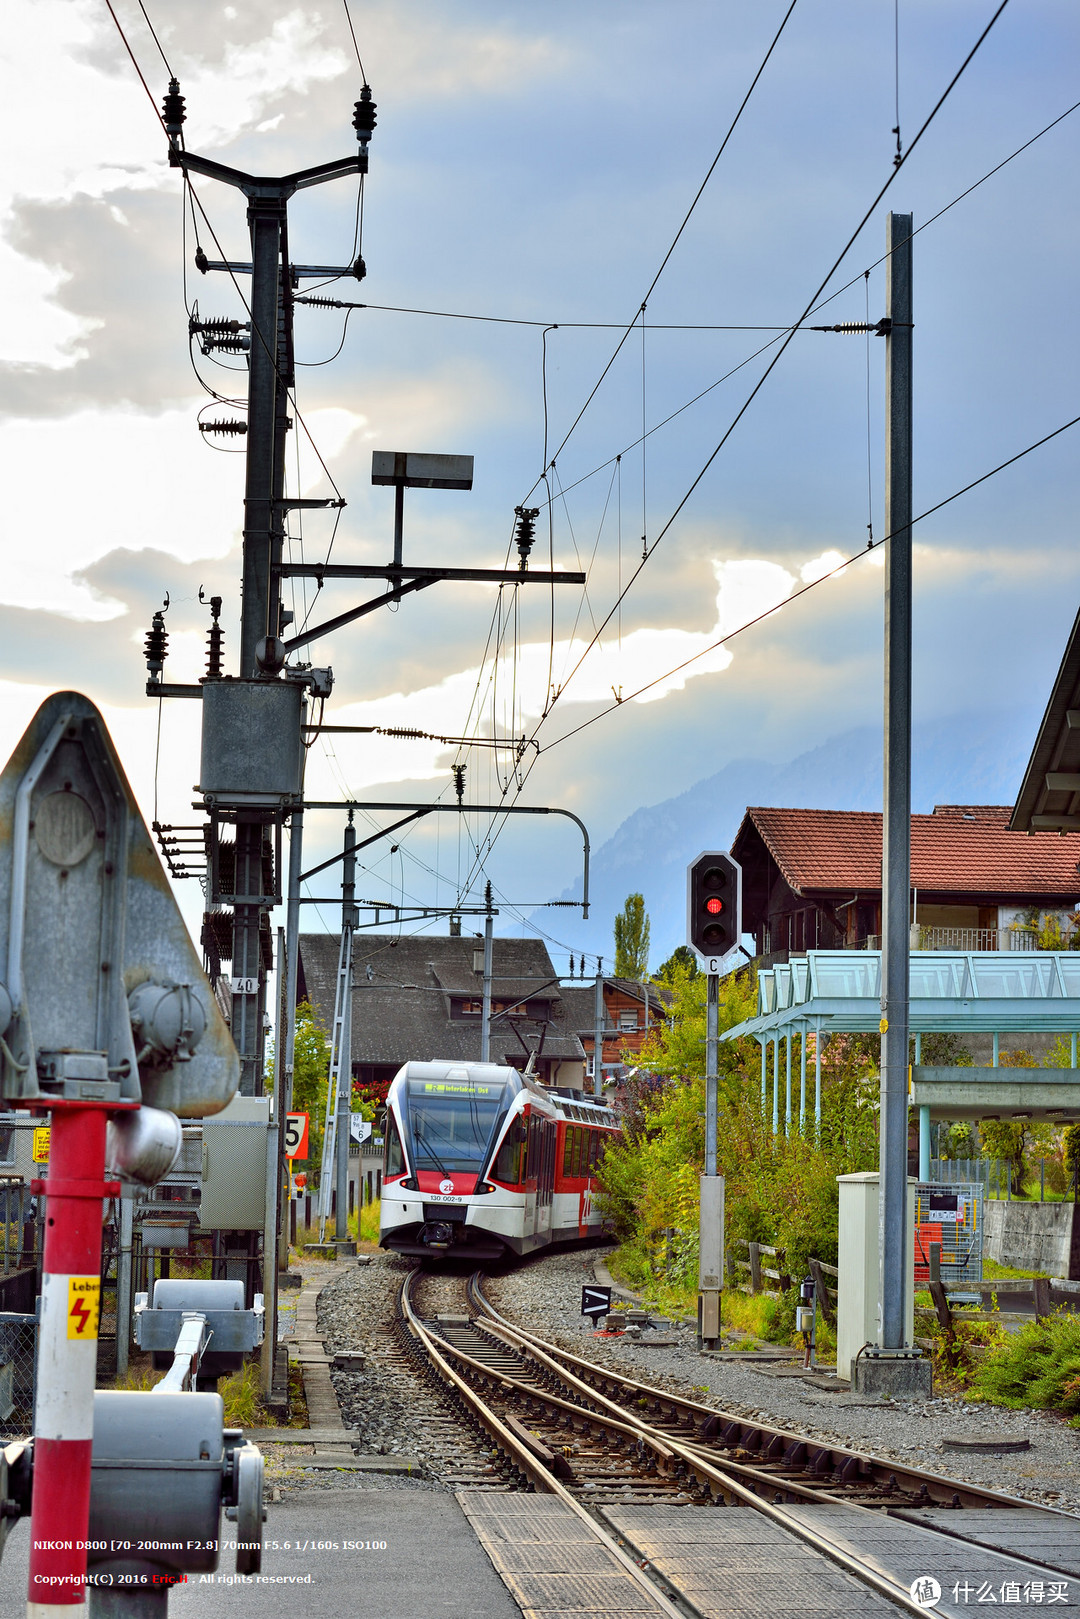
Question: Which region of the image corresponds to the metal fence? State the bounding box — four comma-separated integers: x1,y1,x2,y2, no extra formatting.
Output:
929,1157,1012,1197
0,1311,36,1440
914,1181,984,1286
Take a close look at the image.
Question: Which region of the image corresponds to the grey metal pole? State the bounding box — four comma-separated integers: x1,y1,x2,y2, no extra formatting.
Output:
283,807,304,1116
799,1025,807,1131
335,815,357,1243
815,1021,823,1135
879,210,913,1352
593,962,605,1097
784,1034,792,1132
772,1034,780,1134
480,881,494,1063
705,972,719,1176
231,194,285,1098
760,1039,767,1113
115,1195,133,1377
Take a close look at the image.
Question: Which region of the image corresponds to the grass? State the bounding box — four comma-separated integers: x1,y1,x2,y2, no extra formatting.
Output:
983,1257,1051,1281
291,1197,381,1254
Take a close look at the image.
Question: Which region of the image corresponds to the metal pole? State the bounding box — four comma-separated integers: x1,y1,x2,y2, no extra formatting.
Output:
335,814,357,1243
115,1194,133,1378
481,882,494,1063
283,807,304,1114
760,1039,767,1114
593,961,605,1098
705,973,719,1176
784,1033,792,1133
915,1032,930,1180
815,1022,823,1136
771,1034,780,1135
879,210,913,1353
799,1025,807,1131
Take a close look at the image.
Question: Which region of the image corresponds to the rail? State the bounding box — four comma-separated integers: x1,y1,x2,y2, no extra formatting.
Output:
461,1274,972,1618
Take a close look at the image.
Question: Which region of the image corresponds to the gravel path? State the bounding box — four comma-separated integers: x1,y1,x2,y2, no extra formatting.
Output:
314,1255,500,1491
484,1245,1080,1514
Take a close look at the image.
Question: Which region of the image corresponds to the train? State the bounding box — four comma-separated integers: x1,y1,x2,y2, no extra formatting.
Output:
379,1060,621,1260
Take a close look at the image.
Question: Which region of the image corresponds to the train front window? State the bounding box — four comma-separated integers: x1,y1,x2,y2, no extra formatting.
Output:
405,1079,506,1173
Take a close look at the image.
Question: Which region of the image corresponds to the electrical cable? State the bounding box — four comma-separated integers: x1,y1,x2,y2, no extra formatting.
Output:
136,0,173,76
341,0,367,83
529,0,802,494
540,413,1080,753
515,0,1015,737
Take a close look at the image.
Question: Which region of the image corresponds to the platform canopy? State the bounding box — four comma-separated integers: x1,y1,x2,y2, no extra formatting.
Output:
722,950,1080,1039
722,950,1080,1121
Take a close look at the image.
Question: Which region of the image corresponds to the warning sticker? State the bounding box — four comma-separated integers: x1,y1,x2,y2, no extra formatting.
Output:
67,1276,100,1341
32,1126,50,1164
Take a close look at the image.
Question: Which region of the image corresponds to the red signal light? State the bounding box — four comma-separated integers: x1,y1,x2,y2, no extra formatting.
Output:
705,897,724,914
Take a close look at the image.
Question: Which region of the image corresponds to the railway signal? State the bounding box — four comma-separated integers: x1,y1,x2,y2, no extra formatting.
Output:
581,1285,612,1320
686,850,742,967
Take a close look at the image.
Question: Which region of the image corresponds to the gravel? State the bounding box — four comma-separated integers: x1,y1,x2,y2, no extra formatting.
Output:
313,1254,497,1492
484,1245,1080,1514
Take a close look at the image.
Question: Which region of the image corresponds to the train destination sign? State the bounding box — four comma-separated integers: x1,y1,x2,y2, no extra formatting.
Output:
420,1081,498,1096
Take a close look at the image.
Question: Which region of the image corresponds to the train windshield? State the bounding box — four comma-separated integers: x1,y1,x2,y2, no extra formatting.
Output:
404,1076,511,1173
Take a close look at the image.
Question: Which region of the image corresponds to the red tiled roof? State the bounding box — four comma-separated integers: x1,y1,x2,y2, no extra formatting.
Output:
740,806,1080,898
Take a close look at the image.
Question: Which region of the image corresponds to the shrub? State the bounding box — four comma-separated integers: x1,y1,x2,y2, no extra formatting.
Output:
967,1313,1080,1416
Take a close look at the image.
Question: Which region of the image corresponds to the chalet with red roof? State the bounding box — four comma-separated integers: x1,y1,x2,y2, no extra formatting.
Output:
731,804,1080,962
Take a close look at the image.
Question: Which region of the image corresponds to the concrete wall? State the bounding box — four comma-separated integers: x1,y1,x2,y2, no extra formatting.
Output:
983,1198,1079,1278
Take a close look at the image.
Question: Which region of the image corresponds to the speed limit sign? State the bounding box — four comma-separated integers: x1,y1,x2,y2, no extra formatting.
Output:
284,1112,310,1159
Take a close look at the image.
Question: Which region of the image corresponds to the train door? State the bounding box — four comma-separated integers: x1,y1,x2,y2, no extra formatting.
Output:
523,1111,538,1237
536,1117,554,1237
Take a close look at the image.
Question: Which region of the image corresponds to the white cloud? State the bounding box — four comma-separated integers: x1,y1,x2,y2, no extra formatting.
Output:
301,556,797,797
0,407,244,617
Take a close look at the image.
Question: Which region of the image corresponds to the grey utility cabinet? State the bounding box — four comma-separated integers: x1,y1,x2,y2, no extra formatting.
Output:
200,1094,269,1230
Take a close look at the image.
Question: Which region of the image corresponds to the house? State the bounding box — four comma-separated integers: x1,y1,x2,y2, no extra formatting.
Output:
560,977,670,1084
731,803,1080,963
297,932,587,1091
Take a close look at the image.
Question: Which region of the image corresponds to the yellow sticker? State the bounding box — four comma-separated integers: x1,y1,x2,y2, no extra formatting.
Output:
879,1017,888,1035
32,1126,50,1164
67,1277,100,1341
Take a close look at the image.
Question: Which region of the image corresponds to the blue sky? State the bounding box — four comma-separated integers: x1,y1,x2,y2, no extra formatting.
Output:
0,0,1076,963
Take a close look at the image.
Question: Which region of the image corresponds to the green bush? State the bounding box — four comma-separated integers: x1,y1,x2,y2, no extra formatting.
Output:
967,1313,1080,1416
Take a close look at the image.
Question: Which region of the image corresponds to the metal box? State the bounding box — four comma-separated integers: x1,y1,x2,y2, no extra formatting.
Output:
199,680,303,808
201,1094,269,1230
836,1172,916,1380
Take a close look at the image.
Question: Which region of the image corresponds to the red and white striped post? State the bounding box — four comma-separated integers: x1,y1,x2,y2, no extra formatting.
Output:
27,1101,123,1618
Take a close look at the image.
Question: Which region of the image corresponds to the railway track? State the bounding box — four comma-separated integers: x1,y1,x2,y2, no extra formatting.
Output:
394,1265,1080,1619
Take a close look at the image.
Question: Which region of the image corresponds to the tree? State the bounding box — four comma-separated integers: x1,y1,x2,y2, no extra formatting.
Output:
614,893,650,980
655,945,699,984
265,1001,372,1185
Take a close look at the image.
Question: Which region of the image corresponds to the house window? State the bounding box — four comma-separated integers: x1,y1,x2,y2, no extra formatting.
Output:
618,1011,639,1032
458,999,482,1016
0,1117,13,1166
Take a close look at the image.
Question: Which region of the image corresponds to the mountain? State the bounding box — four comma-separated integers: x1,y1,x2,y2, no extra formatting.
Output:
529,710,1036,969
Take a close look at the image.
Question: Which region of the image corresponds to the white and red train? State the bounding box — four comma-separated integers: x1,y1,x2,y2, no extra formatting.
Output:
379,1060,620,1260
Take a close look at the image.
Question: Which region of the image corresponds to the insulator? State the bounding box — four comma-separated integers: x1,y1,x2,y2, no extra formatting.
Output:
514,506,540,568
300,295,346,309
351,255,367,282
198,419,248,436
206,602,223,679
161,77,186,137
144,610,168,677
199,332,250,354
352,85,377,140
380,727,425,740
191,316,243,335
453,764,466,803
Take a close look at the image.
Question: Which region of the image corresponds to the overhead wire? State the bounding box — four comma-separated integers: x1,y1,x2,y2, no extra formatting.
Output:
540,413,1080,754
527,0,803,496
514,0,1016,741
445,0,1018,898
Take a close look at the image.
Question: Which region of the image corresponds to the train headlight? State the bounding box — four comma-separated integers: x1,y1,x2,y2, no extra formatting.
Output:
474,1181,495,1195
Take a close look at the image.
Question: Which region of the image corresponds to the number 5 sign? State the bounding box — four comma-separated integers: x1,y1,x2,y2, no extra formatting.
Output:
284,1112,310,1159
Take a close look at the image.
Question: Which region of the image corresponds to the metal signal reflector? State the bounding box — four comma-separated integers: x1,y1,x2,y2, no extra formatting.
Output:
687,851,742,961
